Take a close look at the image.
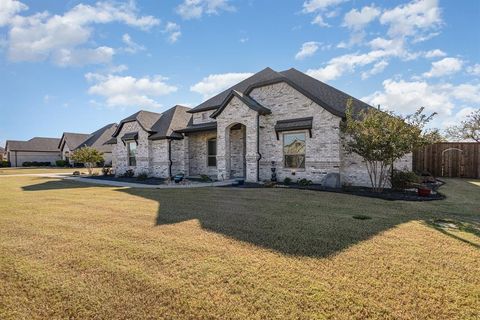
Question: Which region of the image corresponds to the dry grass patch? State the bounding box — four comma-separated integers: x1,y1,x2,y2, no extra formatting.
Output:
0,168,91,175
0,176,478,319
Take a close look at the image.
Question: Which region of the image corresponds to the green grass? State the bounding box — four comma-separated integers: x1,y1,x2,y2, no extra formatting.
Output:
0,174,479,319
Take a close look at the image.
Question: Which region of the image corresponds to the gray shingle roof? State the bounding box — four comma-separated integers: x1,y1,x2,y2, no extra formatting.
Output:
113,105,192,140
59,123,117,153
6,137,61,152
189,67,373,117
60,133,91,150
78,123,117,152
175,121,217,134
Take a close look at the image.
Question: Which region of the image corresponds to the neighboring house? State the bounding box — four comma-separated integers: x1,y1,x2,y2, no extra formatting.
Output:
109,67,411,186
58,123,118,165
5,137,61,167
0,147,5,161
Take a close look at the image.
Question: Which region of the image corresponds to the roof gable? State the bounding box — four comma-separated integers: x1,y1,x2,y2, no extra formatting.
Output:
210,90,271,119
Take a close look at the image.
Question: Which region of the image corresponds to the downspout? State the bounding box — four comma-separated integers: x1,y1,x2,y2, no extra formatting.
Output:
168,138,173,179
256,114,261,182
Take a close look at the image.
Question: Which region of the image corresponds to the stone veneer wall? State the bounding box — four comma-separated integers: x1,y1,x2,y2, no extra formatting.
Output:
341,146,413,187
192,110,215,124
229,126,246,178
215,96,259,182
249,82,343,183
187,131,218,177
112,121,150,176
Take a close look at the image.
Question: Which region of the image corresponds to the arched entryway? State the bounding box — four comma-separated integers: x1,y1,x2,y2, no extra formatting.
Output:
225,123,247,179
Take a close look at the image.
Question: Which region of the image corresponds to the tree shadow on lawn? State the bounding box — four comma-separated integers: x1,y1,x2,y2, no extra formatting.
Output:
22,179,423,258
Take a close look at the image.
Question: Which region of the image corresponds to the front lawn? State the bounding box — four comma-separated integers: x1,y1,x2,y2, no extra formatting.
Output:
0,175,478,319
0,167,92,175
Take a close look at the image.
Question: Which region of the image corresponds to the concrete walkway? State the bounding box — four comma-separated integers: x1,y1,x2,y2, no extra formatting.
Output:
0,172,238,189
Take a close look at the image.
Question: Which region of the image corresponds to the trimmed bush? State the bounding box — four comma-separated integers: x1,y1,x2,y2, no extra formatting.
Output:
283,177,292,185
0,160,10,167
391,170,420,190
137,172,148,181
56,160,67,167
22,161,51,167
298,178,313,186
200,174,212,182
123,169,134,178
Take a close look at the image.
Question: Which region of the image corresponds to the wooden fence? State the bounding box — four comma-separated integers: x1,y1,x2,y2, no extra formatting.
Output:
413,142,480,178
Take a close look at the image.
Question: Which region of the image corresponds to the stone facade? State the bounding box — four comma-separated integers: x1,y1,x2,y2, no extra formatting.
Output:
186,131,217,177
111,81,412,185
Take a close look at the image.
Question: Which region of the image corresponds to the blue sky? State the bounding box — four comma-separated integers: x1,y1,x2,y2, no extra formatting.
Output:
0,0,479,146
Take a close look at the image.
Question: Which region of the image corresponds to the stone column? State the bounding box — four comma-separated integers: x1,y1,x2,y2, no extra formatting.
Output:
245,124,258,182
216,125,230,181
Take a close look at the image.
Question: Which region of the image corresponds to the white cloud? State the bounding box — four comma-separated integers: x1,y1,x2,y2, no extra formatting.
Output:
467,63,480,76
53,46,115,67
86,73,177,109
122,33,145,53
4,1,159,66
311,14,330,27
443,107,477,128
295,41,319,60
0,0,27,26
361,60,388,79
424,49,446,58
303,0,348,27
343,5,380,31
163,22,181,43
379,0,442,39
176,0,234,20
423,57,463,78
190,72,253,99
303,0,347,13
307,49,392,81
239,37,249,43
362,79,480,128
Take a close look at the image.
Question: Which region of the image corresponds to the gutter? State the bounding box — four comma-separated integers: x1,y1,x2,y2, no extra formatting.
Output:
256,114,261,182
168,138,173,179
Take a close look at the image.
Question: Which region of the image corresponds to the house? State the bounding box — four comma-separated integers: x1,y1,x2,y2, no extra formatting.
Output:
5,137,61,167
107,106,191,177
58,123,118,165
109,67,412,186
0,146,6,161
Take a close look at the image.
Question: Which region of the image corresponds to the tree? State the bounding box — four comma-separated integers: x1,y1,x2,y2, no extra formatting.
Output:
70,147,104,175
341,101,437,192
445,108,480,142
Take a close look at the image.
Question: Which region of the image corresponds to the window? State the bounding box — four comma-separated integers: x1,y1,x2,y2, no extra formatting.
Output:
202,113,207,120
207,138,217,167
283,132,306,169
127,141,137,166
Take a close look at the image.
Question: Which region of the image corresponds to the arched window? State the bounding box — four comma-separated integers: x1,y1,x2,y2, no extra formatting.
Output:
207,138,217,167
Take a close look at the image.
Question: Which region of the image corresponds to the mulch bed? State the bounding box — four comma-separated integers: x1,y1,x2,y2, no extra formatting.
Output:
83,175,166,185
229,182,446,201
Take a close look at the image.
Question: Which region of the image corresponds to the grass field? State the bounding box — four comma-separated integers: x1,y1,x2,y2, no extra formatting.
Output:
0,174,478,319
0,167,92,175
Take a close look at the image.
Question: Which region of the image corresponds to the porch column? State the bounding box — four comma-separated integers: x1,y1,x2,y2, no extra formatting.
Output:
244,123,258,183
216,125,230,181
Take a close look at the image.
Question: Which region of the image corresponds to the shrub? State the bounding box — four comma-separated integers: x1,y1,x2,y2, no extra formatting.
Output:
22,161,51,167
0,161,10,167
123,169,134,178
283,177,292,185
137,172,148,181
200,174,211,182
102,167,112,176
72,171,81,176
56,160,67,167
391,170,420,190
298,178,313,186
